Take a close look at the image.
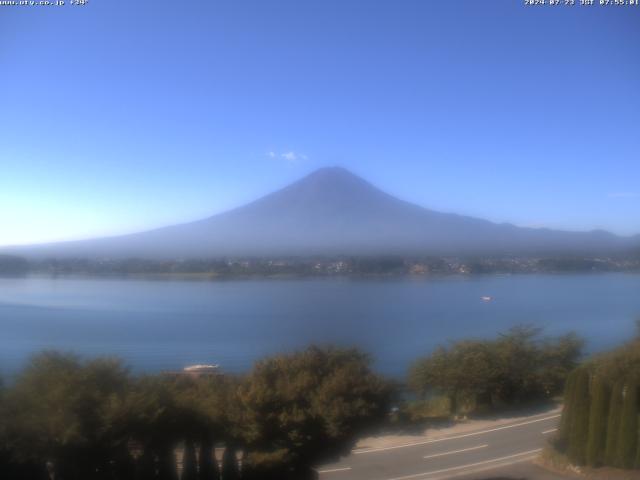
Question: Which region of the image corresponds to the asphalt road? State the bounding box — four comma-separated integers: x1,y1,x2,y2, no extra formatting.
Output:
316,411,564,480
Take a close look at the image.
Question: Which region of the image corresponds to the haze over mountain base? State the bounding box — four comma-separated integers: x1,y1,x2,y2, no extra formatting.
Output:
5,168,639,259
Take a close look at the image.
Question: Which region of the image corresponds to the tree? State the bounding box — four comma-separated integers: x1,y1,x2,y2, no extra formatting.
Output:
409,326,583,416
567,368,590,465
118,373,238,480
222,446,240,480
492,325,544,404
616,381,638,469
409,341,495,414
0,255,28,276
537,333,584,396
198,439,218,480
237,346,392,476
585,375,609,466
181,441,198,480
604,380,624,466
0,375,11,479
113,376,201,480
573,335,640,468
557,369,577,450
183,374,240,479
242,449,293,480
3,352,132,480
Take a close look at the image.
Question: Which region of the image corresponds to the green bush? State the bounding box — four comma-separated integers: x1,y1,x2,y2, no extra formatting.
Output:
409,326,583,416
238,346,392,470
0,346,393,480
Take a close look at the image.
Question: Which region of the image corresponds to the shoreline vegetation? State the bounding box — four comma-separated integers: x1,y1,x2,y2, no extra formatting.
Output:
1,254,640,280
0,326,583,480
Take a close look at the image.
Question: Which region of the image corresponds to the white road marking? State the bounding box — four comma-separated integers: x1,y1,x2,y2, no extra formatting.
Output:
385,449,542,480
542,428,558,434
354,414,560,455
424,452,540,480
317,467,352,474
423,444,488,459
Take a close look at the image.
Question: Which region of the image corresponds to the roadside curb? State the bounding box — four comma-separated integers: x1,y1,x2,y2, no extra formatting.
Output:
353,408,562,455
534,447,640,480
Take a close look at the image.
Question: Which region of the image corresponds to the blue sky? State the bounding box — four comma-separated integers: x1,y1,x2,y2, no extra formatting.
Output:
1,0,639,246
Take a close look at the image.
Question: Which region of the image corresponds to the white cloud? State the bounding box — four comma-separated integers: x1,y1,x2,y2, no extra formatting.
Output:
281,151,298,162
266,150,308,163
608,192,638,199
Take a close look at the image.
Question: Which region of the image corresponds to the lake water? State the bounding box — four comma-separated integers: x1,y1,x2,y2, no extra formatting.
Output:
1,274,639,378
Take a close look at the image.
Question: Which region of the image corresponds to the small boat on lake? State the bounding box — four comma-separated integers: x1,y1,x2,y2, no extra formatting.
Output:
183,364,220,375
163,364,221,378
481,296,493,302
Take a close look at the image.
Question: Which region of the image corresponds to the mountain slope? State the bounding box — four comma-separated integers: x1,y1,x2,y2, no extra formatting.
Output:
6,167,638,258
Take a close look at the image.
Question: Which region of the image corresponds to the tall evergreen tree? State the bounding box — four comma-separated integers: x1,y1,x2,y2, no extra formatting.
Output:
604,380,624,466
558,369,578,449
567,368,590,465
586,375,610,466
616,381,638,469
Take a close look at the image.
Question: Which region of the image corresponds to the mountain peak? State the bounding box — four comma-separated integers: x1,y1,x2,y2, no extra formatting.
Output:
300,166,367,185
290,166,379,193
307,166,356,177
267,166,388,208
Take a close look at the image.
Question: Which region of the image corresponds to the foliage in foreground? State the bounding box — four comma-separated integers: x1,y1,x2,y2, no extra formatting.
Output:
407,325,583,415
0,346,392,480
557,330,640,470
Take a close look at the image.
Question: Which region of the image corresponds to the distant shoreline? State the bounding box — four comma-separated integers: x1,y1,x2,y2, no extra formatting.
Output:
2,253,640,280
4,269,640,283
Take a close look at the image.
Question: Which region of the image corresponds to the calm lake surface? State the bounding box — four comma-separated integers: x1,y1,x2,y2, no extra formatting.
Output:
1,274,639,378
